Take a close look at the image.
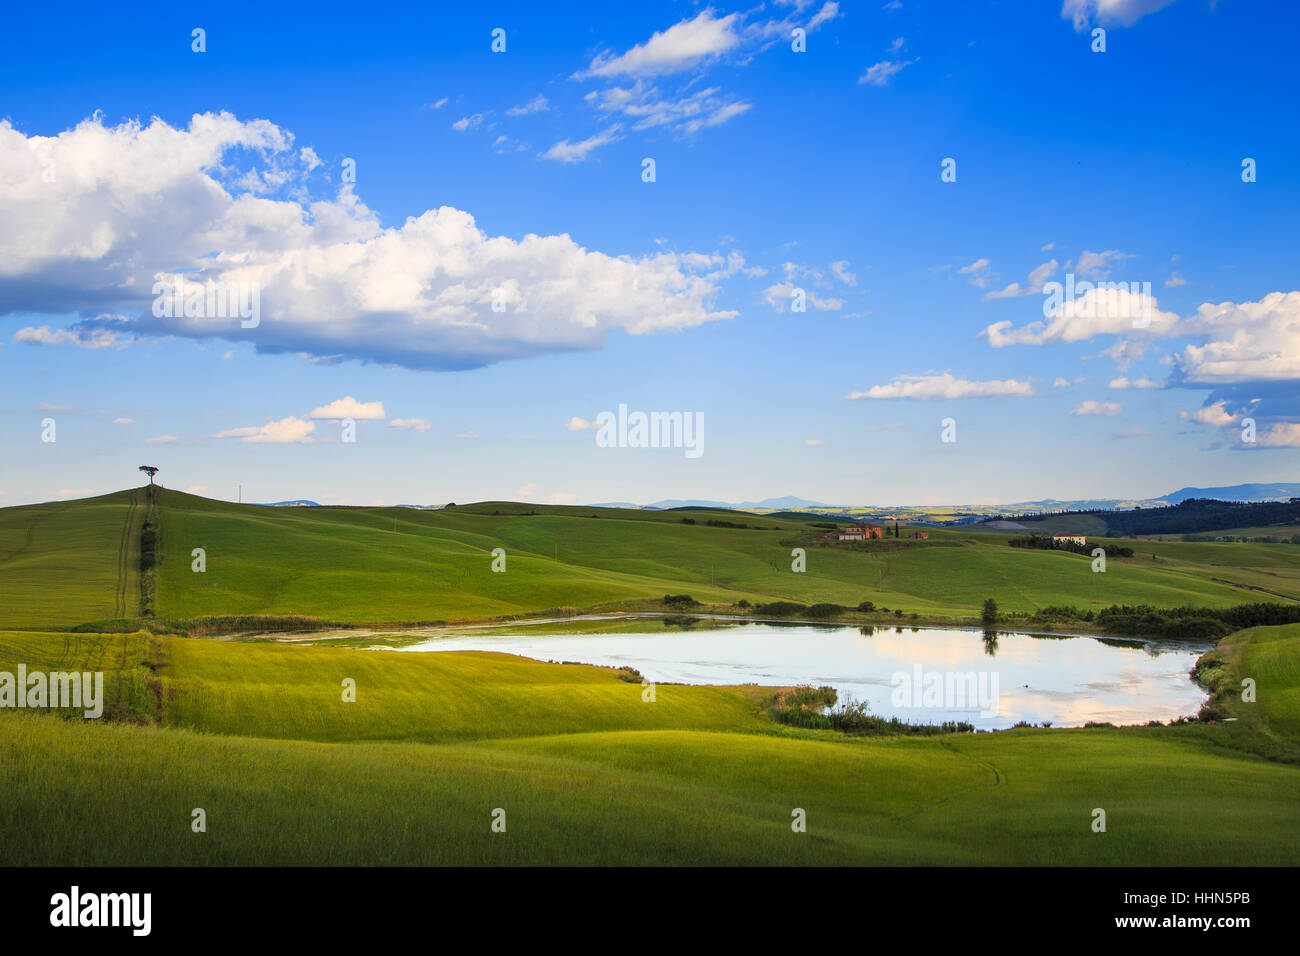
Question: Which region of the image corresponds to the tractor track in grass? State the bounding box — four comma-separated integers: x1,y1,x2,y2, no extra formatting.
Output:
882,737,1005,825
113,490,140,619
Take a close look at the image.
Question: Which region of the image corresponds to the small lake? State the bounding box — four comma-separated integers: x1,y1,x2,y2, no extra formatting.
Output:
394,621,1212,730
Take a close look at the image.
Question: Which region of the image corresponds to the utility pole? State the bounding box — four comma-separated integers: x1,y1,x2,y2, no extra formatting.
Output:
238,484,242,504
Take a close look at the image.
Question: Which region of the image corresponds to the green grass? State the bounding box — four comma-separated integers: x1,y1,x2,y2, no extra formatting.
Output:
1,488,1290,630
0,624,1298,865
2,489,1300,865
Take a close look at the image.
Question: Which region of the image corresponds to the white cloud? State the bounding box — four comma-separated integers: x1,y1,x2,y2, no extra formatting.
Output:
859,57,918,86
1175,292,1300,385
957,258,993,289
423,97,449,111
762,282,842,312
541,125,623,163
846,372,1035,400
983,259,1058,300
451,114,486,132
1257,423,1300,448
1052,377,1084,388
804,438,825,446
1073,248,1133,279
1108,376,1161,389
1190,401,1239,427
309,396,386,420
576,11,742,78
1165,273,1188,287
1070,400,1123,416
214,416,317,444
455,431,478,439
1062,0,1178,32
389,418,432,432
506,95,549,117
13,324,128,349
983,287,1179,347
113,417,134,425
829,260,857,285
585,83,751,136
565,416,600,431
146,435,180,445
0,113,736,371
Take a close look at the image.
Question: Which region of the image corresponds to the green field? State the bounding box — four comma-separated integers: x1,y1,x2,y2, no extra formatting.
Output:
2,488,1299,865
1,624,1298,865
2,488,1295,630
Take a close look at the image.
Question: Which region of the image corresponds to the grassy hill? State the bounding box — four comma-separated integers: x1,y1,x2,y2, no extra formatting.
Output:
3,488,1299,865
0,624,1298,865
2,488,1296,630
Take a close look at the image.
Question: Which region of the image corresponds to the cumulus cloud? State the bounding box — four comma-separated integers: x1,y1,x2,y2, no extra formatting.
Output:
214,416,317,443
982,286,1179,347
308,397,385,420
389,418,432,432
564,416,600,431
0,113,736,371
846,372,1035,401
1174,292,1300,385
1070,400,1123,416
1188,401,1239,427
1062,0,1178,31
576,11,742,79
1257,423,1300,448
1108,376,1161,389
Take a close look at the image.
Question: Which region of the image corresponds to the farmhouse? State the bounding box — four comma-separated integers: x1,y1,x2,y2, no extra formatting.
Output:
1052,533,1087,547
909,530,929,539
838,524,884,541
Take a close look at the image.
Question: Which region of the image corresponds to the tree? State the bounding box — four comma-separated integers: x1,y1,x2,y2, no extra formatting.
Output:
138,465,159,485
981,597,998,626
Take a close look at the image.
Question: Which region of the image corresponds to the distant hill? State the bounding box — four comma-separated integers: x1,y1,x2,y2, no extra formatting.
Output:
592,495,830,510
259,500,320,508
1160,483,1300,505
986,497,1300,537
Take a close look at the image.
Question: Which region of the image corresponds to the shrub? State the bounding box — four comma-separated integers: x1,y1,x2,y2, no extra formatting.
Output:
805,603,843,619
753,601,808,616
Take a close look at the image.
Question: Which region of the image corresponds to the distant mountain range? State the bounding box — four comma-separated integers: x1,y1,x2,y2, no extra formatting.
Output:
258,484,1300,513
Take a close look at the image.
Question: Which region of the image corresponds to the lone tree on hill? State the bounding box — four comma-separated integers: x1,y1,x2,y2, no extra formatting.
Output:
138,465,159,485
981,597,998,626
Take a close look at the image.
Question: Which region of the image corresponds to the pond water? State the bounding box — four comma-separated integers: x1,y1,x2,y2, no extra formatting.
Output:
394,621,1212,730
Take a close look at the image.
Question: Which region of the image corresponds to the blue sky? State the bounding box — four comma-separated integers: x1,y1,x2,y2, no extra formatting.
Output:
2,0,1298,508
